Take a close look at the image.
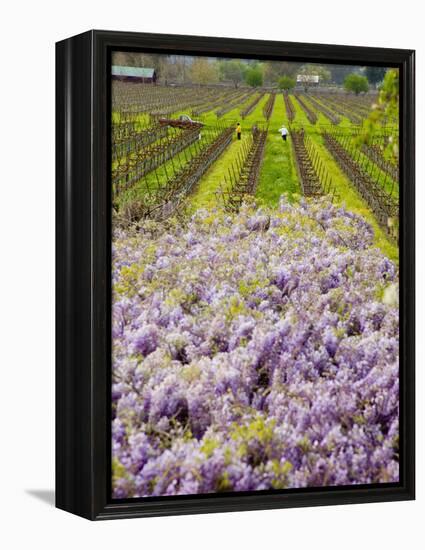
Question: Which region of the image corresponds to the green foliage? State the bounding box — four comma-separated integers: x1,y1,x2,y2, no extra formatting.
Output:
112,457,128,481
230,416,276,458
219,60,245,87
270,459,293,489
278,75,296,91
224,295,248,321
343,73,369,95
216,472,232,491
378,69,399,119
112,457,134,493
358,69,399,162
245,66,263,87
115,262,145,297
296,435,311,452
200,437,219,458
238,277,266,298
328,65,361,85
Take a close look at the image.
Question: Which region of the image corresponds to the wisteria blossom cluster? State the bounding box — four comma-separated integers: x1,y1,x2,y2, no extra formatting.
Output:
111,197,399,498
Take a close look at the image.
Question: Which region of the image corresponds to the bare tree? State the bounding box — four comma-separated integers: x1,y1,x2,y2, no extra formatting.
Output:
189,58,219,86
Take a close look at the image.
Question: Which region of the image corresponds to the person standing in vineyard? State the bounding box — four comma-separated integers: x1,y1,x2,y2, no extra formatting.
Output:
236,122,242,140
279,125,288,142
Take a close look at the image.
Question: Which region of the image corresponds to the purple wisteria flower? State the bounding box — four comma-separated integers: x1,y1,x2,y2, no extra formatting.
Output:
111,197,399,498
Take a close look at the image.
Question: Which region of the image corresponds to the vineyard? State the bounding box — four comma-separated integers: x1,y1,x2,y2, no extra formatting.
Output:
112,81,398,250
111,73,400,498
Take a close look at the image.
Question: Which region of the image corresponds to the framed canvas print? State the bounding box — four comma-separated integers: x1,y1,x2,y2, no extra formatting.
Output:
56,30,415,520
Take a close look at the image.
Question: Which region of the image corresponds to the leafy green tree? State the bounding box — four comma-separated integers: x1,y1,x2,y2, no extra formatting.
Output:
329,65,361,85
278,75,296,91
245,67,263,87
358,69,399,161
343,74,369,95
365,66,387,87
219,60,245,88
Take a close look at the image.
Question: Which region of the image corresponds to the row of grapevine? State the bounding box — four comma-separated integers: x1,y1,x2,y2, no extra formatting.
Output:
240,92,265,118
216,90,255,117
315,94,363,125
115,125,233,223
192,88,249,117
291,129,337,199
112,125,203,198
323,131,398,240
294,94,317,124
218,127,268,210
112,122,168,161
361,141,399,182
283,93,295,122
301,94,341,125
262,93,276,120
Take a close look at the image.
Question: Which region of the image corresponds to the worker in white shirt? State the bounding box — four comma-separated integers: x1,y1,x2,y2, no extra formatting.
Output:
279,126,288,142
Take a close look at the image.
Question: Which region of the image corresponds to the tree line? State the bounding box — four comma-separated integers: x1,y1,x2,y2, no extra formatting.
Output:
112,51,388,91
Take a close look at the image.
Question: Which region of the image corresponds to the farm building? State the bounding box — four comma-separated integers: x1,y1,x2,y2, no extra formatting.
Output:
111,66,157,83
296,74,320,87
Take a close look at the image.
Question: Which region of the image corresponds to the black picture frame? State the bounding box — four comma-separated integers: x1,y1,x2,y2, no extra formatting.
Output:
56,29,415,521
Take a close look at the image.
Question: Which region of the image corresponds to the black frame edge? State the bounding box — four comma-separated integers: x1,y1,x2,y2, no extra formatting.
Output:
399,48,415,502
56,30,96,520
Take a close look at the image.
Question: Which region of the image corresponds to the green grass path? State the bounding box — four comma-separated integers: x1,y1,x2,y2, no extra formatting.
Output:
190,134,249,210
256,94,299,205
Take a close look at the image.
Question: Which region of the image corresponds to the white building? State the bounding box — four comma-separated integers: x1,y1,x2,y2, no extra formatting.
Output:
296,74,320,85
